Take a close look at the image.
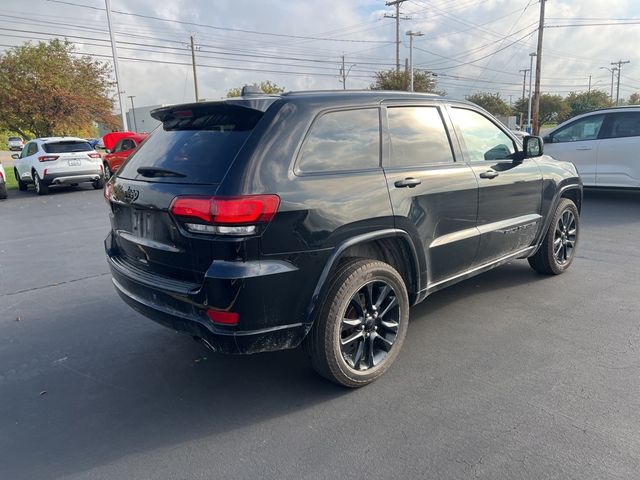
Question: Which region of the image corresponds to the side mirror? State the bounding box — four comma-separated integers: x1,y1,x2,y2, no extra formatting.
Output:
523,135,543,158
11,153,19,159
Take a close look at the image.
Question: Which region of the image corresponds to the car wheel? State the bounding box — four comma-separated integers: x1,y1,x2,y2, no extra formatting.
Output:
528,198,579,275
15,169,27,191
0,183,7,200
103,162,111,180
92,178,104,189
303,258,409,388
33,171,49,196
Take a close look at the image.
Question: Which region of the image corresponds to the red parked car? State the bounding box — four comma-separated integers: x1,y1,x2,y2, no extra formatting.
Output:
102,132,148,179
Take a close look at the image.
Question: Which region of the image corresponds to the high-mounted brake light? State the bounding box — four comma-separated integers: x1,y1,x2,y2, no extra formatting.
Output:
38,155,59,162
170,195,280,235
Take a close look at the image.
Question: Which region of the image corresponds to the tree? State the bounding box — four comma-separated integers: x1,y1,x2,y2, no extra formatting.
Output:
466,93,511,117
370,69,444,95
226,80,285,97
627,92,640,105
561,90,611,122
513,93,568,129
0,39,117,138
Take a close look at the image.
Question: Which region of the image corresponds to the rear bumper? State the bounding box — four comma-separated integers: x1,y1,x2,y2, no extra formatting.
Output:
105,232,315,354
44,169,102,185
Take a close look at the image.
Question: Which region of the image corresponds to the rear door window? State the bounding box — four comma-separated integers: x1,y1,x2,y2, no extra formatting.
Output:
43,141,92,153
118,104,264,184
387,106,455,167
297,108,380,173
604,112,640,138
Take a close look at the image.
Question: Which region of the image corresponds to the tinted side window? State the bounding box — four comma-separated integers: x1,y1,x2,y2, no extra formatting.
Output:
297,108,380,173
450,108,515,162
19,143,31,158
552,114,604,143
27,143,38,156
605,112,640,139
122,139,136,151
387,106,454,167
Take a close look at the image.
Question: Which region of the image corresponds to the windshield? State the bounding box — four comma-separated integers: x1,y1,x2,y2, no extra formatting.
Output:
43,141,93,153
8,137,22,142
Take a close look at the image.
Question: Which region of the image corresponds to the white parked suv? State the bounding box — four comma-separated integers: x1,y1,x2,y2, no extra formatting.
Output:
0,161,7,199
543,106,640,188
7,136,24,151
12,137,104,195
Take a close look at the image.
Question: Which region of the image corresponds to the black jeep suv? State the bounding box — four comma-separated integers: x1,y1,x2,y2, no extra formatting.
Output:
104,90,582,387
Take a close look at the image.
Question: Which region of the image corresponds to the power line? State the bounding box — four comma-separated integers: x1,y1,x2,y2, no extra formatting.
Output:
44,0,395,44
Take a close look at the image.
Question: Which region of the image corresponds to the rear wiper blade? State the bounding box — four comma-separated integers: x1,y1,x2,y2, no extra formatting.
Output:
137,166,186,178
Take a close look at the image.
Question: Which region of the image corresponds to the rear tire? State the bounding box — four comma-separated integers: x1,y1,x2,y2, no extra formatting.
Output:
15,169,27,191
92,178,104,189
528,198,579,275
33,171,49,196
303,258,409,388
0,183,7,199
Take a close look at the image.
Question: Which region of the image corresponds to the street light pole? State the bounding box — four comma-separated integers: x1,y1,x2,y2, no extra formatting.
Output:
600,66,617,103
406,31,423,92
527,52,536,133
128,95,137,133
105,0,127,131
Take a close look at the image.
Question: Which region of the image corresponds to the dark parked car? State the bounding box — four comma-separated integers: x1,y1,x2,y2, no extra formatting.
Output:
104,90,582,387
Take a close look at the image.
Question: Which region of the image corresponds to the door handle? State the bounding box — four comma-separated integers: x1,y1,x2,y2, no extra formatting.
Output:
576,146,592,151
479,170,499,179
394,177,422,188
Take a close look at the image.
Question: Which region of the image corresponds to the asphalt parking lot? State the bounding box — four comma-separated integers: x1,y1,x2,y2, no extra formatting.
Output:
1,184,639,480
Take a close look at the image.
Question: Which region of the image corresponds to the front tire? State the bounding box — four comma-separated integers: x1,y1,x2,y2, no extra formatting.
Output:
303,258,409,388
15,169,27,191
33,171,49,195
528,198,579,275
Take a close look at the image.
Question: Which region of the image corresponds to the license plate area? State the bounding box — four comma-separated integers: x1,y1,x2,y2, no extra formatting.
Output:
68,158,81,166
131,209,154,238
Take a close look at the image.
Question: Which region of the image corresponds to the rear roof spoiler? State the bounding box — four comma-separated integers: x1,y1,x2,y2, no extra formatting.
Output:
151,97,280,122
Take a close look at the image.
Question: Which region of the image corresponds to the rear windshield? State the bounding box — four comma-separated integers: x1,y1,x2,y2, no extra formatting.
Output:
117,104,264,184
43,141,93,153
8,137,21,141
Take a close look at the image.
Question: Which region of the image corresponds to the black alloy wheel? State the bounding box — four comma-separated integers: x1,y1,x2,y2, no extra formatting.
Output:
340,280,401,371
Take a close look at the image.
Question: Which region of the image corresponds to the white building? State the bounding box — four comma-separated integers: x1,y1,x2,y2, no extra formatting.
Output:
126,104,164,133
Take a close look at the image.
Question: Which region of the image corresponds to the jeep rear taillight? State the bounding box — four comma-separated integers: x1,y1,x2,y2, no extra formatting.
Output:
38,155,59,162
170,195,280,235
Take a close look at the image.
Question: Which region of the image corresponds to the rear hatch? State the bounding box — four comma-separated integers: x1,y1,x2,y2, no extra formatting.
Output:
107,102,269,283
41,140,100,172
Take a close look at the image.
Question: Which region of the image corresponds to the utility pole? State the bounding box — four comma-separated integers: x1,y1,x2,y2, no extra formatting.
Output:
385,1,408,71
190,35,199,102
527,53,536,133
588,75,591,92
531,0,546,135
406,30,423,92
128,95,137,133
611,59,630,106
105,0,127,131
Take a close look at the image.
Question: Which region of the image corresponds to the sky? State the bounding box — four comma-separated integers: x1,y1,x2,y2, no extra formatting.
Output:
1,0,639,110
